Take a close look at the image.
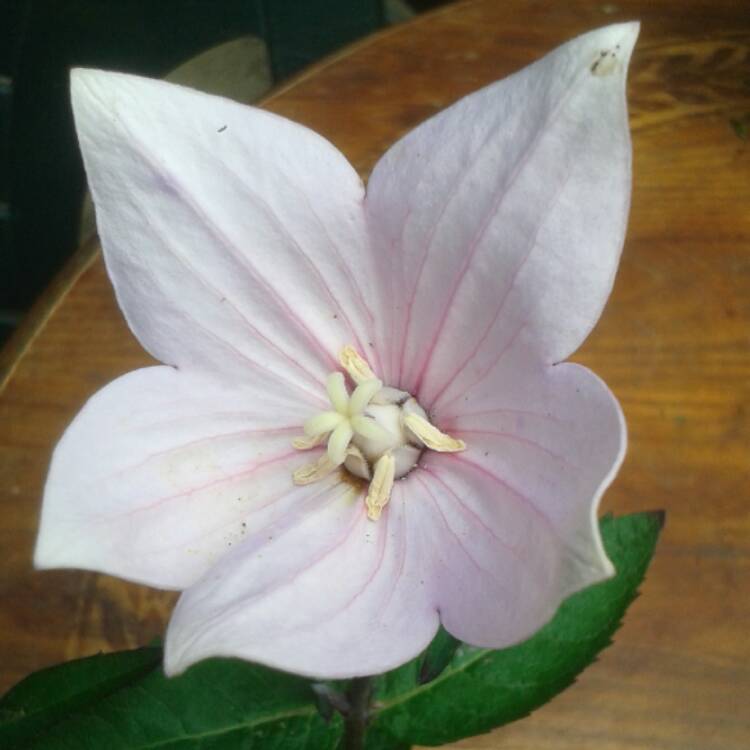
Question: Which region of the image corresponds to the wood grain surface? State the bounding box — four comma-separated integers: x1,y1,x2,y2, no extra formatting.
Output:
1,1,748,747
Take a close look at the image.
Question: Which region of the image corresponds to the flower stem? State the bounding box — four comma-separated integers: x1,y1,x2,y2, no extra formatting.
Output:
341,676,373,750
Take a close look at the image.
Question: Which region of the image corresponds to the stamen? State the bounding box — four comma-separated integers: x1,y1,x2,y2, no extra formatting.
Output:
403,413,466,452
293,454,338,485
292,433,326,450
339,345,377,384
365,453,395,521
344,444,370,480
292,344,469,521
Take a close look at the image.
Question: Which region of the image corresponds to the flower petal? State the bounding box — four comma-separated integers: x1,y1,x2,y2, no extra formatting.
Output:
165,481,438,678
404,471,561,648
35,366,327,589
71,69,384,393
417,361,625,646
365,23,638,402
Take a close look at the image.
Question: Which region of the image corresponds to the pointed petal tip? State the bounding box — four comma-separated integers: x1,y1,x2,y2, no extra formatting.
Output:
558,22,640,86
70,68,158,121
599,549,617,579
32,507,98,575
70,67,122,124
31,542,49,572
611,19,640,58
162,644,184,679
584,20,640,67
32,526,85,574
31,504,65,572
70,67,113,99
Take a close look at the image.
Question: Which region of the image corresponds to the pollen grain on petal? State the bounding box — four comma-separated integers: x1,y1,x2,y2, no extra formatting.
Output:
404,413,466,453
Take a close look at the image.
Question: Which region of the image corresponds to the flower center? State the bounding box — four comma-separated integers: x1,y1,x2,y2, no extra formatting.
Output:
292,346,466,520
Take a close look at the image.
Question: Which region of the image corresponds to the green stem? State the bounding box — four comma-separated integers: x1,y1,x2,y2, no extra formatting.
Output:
341,676,372,750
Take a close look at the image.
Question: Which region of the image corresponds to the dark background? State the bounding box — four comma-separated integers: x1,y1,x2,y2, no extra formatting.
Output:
0,0,446,343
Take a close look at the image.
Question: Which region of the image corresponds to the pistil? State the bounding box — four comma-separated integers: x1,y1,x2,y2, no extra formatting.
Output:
292,346,466,519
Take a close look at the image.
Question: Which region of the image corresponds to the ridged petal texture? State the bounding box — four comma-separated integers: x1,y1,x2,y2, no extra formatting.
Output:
36,23,637,679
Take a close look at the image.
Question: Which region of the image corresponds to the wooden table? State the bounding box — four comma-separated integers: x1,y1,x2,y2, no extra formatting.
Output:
1,1,748,747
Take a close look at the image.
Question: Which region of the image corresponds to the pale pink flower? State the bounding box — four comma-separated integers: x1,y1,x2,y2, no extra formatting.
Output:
35,23,637,678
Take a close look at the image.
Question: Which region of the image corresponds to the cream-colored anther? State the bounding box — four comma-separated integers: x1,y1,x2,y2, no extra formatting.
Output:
344,444,370,480
293,454,337,485
293,344,469,520
365,453,395,521
292,433,326,450
339,345,377,385
403,413,466,452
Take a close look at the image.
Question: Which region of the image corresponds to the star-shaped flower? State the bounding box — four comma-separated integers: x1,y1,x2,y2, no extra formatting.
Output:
35,23,637,679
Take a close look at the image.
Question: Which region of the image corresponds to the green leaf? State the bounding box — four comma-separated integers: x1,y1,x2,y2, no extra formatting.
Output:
2,655,341,749
417,628,460,685
365,512,663,748
0,647,161,748
2,513,659,750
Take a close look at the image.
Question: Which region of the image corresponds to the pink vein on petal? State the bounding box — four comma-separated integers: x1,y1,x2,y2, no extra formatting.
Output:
438,452,555,534
446,428,577,468
160,472,341,558
285,179,385,375
69,427,301,512
105,449,301,520
422,464,550,592
426,169,573,408
168,306,324,404
283,504,390,636
420,465,525,561
176,485,364,652
409,70,587,396
128,411,313,433
449,406,568,425
116,115,338,373
384,231,404,379
231,135,378,337
395,118,508,387
379,491,410,612
200,151,368,360
113,426,301,478
434,321,526,414
414,472,511,596
138,198,328,394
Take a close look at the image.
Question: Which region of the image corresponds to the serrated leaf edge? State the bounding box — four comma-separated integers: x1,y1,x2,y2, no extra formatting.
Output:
367,512,662,745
